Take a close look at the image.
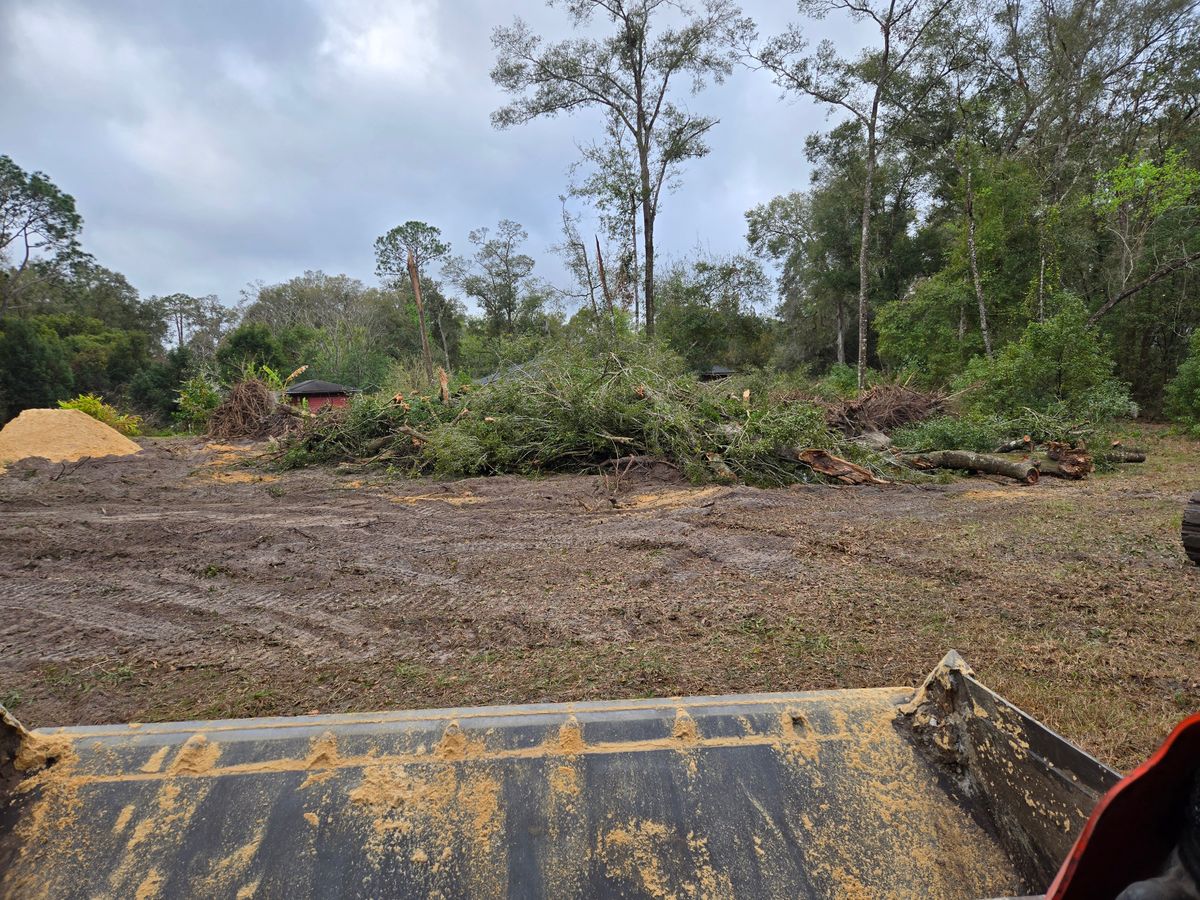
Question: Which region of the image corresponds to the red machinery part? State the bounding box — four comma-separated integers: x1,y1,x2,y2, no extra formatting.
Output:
1047,712,1200,899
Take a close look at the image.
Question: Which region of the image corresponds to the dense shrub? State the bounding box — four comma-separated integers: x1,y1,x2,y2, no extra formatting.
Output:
128,346,194,424
174,375,222,432
958,297,1134,421
1164,331,1200,435
892,409,1095,453
57,393,142,435
215,323,286,384
876,274,983,387
0,318,74,423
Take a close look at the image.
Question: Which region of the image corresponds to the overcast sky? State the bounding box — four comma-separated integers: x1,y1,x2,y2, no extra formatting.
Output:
0,0,868,312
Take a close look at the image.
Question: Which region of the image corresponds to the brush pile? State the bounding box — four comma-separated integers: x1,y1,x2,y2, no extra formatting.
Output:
825,384,945,434
277,345,874,486
208,379,302,441
274,348,1142,488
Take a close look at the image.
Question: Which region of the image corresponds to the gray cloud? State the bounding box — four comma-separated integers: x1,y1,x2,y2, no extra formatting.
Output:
0,0,864,311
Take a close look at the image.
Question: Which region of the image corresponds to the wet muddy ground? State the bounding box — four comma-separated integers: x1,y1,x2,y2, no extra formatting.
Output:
2,435,1197,770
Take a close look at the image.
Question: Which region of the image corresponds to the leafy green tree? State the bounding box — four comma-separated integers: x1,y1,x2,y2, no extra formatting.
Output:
444,220,546,336
0,156,83,316
40,314,155,396
960,296,1131,420
491,0,754,337
156,292,235,357
128,347,194,423
1087,149,1200,323
876,274,979,385
18,256,166,345
1164,331,1200,434
242,270,414,385
656,254,775,370
0,318,74,421
215,322,287,383
389,277,464,370
749,0,959,388
747,188,856,368
375,222,451,381
749,122,932,372
375,223,450,280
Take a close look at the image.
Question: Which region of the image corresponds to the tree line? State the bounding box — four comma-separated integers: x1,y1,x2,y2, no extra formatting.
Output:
2,0,1199,427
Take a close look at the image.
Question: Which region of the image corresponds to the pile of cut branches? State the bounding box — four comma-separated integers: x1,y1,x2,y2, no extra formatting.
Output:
208,379,302,441
276,346,885,486
825,383,945,434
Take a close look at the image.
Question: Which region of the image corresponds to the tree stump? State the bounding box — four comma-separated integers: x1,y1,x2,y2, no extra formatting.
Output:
1185,492,1200,567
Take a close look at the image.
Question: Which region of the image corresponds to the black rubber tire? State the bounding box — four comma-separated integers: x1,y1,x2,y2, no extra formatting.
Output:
1185,491,1200,567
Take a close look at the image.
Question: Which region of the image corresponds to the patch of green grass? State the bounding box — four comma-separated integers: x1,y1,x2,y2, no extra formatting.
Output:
393,662,429,682
782,629,833,656
44,663,136,697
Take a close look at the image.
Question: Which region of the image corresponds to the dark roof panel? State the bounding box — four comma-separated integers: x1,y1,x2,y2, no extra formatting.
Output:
285,379,361,395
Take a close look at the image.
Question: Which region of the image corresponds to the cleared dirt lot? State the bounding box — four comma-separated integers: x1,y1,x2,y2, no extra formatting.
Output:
1,435,1197,771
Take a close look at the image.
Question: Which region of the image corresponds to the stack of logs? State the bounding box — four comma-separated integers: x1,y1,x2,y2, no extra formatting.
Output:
899,439,1145,486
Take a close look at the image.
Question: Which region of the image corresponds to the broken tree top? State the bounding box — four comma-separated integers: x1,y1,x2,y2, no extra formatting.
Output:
284,380,362,396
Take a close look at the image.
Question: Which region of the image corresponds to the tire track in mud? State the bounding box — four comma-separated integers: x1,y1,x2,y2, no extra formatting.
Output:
4,436,1198,771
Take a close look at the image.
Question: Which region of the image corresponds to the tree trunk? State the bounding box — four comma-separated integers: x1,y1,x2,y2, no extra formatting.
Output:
642,199,655,338
1037,253,1046,322
1036,458,1094,480
902,450,1039,485
857,132,875,390
965,166,993,357
1101,448,1146,463
436,313,451,371
630,188,640,332
595,236,614,313
1087,248,1200,324
407,250,435,383
835,298,846,366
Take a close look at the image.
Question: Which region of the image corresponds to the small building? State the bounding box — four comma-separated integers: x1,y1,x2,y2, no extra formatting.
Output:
284,379,361,412
698,365,736,382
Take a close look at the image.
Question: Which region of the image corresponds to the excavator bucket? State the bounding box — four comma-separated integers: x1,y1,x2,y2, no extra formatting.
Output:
1,652,1118,899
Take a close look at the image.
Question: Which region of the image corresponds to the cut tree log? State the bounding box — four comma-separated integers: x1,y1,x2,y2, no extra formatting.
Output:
1032,458,1088,479
1101,448,1146,464
1184,491,1200,567
994,436,1033,453
1043,445,1095,478
902,450,1039,485
785,448,887,485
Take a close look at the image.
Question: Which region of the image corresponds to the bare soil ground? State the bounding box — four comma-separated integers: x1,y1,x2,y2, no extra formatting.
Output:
1,433,1197,771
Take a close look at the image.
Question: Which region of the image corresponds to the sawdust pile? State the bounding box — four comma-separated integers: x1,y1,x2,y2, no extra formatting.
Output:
0,408,141,471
